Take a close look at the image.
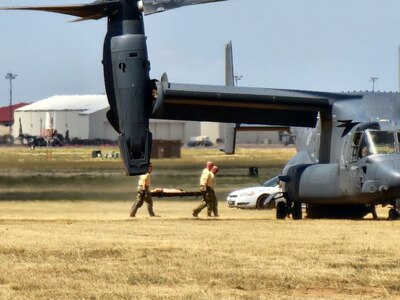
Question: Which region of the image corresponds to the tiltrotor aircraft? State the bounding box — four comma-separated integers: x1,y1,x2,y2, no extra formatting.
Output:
2,0,400,220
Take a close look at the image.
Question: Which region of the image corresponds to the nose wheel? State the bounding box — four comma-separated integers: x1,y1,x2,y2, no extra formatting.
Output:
276,201,288,219
276,196,303,220
388,199,400,220
388,208,399,220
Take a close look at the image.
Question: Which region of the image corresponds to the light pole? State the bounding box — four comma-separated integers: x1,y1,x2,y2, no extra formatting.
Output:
234,75,243,86
370,76,378,92
5,72,17,135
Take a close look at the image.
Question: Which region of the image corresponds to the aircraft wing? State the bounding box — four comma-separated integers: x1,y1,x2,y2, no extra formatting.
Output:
153,80,335,128
143,0,227,15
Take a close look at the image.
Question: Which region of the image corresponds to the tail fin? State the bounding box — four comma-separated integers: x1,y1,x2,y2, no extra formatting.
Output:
225,41,234,86
222,41,237,154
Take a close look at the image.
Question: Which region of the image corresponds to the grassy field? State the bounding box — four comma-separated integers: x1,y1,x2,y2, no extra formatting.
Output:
0,146,294,201
0,201,399,299
0,146,399,299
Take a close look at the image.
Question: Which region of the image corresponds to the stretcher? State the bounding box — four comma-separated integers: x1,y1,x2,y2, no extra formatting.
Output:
150,188,202,198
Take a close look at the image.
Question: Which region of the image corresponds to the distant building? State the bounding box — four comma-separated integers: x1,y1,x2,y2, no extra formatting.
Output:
12,95,187,142
200,122,282,145
10,94,283,145
13,95,114,140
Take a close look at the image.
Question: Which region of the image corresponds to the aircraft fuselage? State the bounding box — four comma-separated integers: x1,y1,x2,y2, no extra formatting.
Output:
284,91,400,210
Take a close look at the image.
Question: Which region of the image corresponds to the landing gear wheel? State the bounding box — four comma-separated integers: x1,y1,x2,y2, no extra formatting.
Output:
370,205,378,220
292,202,302,220
388,208,399,220
276,201,287,219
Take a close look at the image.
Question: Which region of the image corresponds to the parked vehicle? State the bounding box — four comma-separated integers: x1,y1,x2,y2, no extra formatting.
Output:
186,136,213,147
227,176,283,209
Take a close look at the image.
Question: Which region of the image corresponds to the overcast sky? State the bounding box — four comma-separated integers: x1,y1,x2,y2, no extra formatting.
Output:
1,0,400,107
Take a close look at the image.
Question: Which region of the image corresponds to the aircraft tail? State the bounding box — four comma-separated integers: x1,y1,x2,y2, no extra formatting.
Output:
222,41,237,154
225,41,234,86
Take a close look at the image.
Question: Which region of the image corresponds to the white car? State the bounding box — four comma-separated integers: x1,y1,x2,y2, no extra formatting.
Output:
227,176,283,209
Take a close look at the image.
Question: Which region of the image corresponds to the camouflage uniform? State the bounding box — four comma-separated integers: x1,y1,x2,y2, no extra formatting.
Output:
208,166,219,217
193,167,212,217
130,167,156,217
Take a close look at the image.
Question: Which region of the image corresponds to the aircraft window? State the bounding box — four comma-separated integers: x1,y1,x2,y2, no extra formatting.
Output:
352,132,362,158
353,132,361,146
397,132,400,149
129,52,138,58
363,131,396,155
360,146,370,157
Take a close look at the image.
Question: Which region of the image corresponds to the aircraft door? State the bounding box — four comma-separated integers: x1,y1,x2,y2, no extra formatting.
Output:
340,122,382,195
349,131,365,194
339,130,363,195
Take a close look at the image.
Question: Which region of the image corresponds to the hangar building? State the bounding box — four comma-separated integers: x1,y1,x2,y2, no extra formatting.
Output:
14,95,116,140
13,95,187,142
12,95,282,145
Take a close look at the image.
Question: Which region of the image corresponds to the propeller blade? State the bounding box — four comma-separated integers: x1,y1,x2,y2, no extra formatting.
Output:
0,0,120,21
0,0,227,19
142,0,226,15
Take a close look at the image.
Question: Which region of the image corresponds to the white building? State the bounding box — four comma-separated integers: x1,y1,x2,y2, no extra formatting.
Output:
12,94,282,145
13,95,116,140
13,95,187,142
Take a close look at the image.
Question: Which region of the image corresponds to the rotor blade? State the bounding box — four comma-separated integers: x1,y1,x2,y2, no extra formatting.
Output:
0,0,120,20
142,0,226,15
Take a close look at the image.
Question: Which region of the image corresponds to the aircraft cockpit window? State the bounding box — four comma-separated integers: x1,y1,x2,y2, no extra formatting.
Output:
360,146,370,157
397,132,400,148
351,132,362,158
353,132,361,146
360,131,396,156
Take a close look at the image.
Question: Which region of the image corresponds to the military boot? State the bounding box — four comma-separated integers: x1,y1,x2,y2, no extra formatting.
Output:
130,205,137,217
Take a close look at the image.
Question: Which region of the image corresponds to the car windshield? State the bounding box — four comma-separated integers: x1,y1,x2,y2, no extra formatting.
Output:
262,176,279,187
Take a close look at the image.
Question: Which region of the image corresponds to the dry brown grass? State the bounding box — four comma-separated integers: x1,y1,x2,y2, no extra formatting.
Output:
0,146,399,299
0,200,399,299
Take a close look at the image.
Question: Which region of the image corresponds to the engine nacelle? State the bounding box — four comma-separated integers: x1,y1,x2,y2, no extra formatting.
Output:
284,163,341,204
110,33,152,175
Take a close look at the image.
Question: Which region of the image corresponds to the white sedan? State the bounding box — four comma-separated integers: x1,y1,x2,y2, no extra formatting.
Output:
226,176,283,209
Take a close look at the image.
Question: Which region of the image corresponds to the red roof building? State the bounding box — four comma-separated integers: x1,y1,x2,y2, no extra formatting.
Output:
0,103,29,126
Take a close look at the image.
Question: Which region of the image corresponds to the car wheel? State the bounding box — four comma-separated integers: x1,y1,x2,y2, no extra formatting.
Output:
256,194,270,209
